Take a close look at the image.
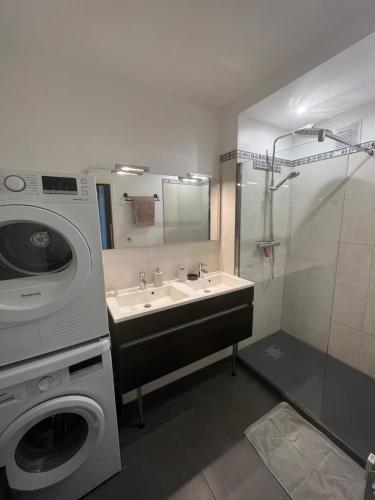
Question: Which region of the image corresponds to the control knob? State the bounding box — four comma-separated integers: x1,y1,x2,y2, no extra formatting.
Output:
4,175,26,192
38,376,54,392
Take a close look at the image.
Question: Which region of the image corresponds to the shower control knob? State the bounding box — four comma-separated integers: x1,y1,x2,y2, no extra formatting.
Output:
38,376,54,392
4,175,26,192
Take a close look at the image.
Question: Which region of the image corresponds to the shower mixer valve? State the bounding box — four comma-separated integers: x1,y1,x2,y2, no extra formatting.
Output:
256,241,280,258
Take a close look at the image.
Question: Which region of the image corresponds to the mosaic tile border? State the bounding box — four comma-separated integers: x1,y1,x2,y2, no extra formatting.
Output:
220,140,375,169
253,160,281,173
293,141,375,166
220,150,292,168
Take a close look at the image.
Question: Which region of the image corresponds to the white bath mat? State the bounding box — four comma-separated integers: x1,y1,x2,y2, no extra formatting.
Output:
244,402,365,500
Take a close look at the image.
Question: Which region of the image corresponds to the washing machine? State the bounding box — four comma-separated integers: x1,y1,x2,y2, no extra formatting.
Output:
0,337,121,499
0,169,109,367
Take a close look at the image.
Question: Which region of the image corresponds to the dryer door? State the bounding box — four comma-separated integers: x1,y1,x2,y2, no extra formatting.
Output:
0,205,91,323
0,395,105,491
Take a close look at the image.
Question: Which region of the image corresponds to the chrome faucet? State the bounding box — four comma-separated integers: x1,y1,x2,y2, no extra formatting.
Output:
198,262,208,278
139,271,148,290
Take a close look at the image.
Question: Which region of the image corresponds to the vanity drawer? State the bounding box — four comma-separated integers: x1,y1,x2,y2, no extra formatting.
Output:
115,303,253,392
111,286,254,344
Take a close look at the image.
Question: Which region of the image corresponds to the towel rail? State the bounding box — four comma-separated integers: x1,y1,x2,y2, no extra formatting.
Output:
123,193,160,202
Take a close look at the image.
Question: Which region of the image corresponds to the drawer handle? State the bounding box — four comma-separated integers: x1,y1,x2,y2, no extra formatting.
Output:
121,304,252,348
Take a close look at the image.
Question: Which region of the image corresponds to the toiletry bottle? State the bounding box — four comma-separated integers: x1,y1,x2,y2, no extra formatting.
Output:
153,267,163,287
178,267,187,282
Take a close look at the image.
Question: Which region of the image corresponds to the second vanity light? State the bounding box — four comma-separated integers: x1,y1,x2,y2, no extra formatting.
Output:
114,164,150,176
178,172,210,183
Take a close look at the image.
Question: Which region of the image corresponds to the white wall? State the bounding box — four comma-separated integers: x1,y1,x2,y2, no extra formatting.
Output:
319,99,375,144
278,99,375,161
0,42,219,178
0,41,224,399
238,115,293,155
238,103,375,161
0,41,221,284
219,3,375,156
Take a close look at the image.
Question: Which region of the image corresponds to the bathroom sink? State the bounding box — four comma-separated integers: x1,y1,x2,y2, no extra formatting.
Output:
184,272,250,294
107,283,191,320
107,272,254,322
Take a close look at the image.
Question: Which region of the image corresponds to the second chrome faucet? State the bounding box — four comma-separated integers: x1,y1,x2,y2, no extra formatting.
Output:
198,262,208,278
139,271,148,290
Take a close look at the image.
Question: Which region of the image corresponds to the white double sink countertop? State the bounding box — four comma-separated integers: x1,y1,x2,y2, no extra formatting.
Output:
107,272,254,323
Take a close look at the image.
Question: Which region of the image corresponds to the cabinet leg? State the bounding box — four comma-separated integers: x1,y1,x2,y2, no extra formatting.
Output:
114,383,123,418
232,343,238,376
137,387,145,429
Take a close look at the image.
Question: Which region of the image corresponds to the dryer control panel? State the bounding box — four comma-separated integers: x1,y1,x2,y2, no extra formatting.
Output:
0,169,96,203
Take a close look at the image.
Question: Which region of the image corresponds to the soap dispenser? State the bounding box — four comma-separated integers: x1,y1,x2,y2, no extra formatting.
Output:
153,267,163,287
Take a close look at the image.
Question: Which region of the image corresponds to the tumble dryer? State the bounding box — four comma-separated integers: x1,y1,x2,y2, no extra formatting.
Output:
0,169,108,366
0,337,121,499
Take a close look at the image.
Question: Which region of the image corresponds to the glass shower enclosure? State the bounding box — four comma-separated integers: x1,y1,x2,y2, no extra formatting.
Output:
237,137,375,462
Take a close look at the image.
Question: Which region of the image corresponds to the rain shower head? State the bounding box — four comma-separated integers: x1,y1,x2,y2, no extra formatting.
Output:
294,127,374,155
269,125,373,198
293,127,333,142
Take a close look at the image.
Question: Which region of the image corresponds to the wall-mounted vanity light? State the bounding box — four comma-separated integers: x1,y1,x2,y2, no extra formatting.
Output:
178,176,199,183
178,172,211,183
189,172,211,181
114,164,150,175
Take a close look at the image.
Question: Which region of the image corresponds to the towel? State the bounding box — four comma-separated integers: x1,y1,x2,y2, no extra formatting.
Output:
132,196,155,226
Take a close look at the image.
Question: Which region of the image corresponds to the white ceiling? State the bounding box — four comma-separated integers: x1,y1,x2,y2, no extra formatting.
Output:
0,0,373,108
242,32,375,130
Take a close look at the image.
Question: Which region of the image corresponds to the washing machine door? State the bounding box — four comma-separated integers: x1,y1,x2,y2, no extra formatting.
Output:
0,205,91,323
0,395,105,491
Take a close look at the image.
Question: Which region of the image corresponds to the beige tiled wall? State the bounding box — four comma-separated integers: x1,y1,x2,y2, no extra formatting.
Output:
327,152,375,378
237,160,290,343
281,151,375,379
281,153,347,353
102,240,220,290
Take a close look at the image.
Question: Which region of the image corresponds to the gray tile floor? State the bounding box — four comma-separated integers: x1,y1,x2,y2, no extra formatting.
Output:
86,358,289,500
239,330,375,462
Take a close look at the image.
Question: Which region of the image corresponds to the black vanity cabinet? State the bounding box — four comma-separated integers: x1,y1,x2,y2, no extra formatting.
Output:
109,286,254,397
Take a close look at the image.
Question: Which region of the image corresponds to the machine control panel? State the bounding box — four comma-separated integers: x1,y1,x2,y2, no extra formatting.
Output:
0,383,27,408
0,169,95,202
27,369,66,399
42,176,78,195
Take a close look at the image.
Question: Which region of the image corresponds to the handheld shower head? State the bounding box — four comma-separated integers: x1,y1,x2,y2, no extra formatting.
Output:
288,171,300,180
270,171,300,191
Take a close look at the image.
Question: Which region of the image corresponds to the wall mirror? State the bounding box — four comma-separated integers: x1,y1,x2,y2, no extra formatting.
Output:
90,169,220,249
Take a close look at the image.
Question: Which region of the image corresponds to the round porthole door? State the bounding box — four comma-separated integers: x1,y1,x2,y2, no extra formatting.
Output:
0,396,105,491
0,205,91,323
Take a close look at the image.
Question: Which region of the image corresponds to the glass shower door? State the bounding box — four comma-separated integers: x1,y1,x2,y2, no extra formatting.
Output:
238,144,350,423
320,148,375,462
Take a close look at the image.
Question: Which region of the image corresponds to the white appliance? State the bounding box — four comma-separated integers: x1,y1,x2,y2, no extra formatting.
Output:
0,169,108,367
0,337,121,499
